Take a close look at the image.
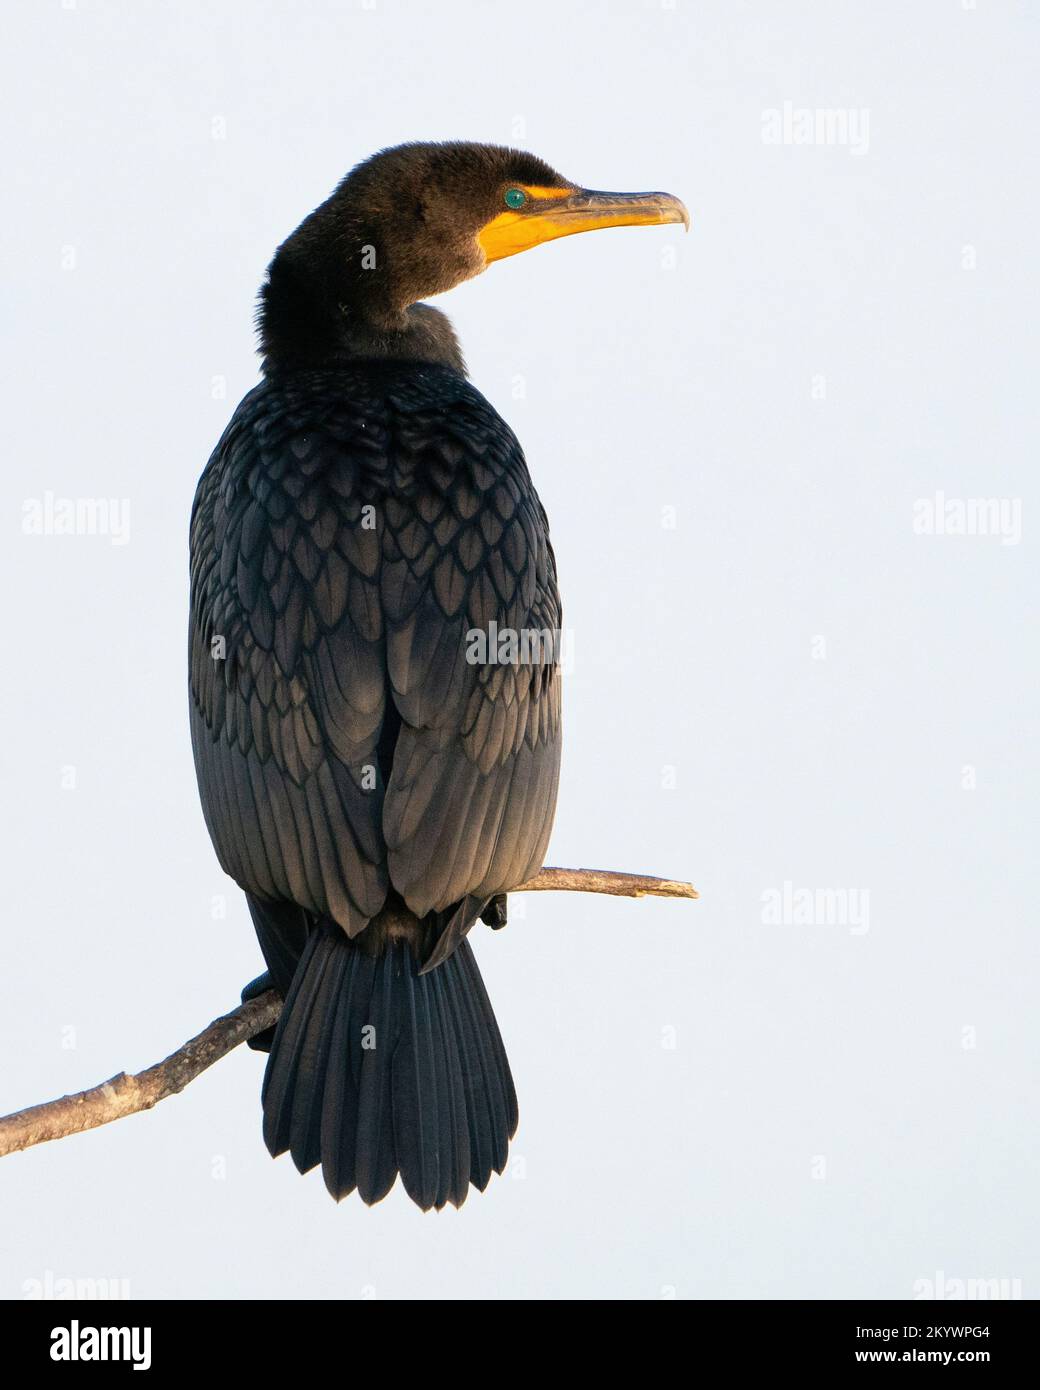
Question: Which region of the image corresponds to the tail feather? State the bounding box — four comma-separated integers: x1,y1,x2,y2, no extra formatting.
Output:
319,945,365,1196
262,920,517,1210
392,962,450,1208
354,951,397,1204
442,953,506,1187
287,938,347,1173
459,942,518,1182
261,930,333,1168
426,968,471,1205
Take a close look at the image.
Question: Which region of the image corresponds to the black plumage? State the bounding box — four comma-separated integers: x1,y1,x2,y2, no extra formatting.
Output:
189,142,686,1208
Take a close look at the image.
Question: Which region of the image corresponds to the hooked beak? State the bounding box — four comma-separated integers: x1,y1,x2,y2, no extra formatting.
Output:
477,186,690,264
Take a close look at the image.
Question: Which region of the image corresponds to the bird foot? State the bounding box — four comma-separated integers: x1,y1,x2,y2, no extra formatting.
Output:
241,970,274,1002
241,970,277,1053
480,894,508,930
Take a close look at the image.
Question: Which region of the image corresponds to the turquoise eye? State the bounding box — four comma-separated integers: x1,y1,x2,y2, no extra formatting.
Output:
504,188,527,210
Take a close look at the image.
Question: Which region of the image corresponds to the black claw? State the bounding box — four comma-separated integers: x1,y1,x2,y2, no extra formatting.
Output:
480,894,508,930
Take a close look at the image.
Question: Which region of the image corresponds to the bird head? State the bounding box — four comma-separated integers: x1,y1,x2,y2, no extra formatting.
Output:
259,141,689,368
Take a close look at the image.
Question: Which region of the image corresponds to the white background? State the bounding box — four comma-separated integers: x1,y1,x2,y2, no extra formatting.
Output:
1,0,1036,1300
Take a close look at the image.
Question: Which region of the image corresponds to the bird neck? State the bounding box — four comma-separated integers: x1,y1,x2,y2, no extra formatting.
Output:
257,210,467,376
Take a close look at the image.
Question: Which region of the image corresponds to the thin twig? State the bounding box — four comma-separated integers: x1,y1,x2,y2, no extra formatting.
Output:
0,865,695,1158
515,866,697,899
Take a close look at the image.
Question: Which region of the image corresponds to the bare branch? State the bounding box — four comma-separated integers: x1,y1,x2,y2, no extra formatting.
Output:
515,866,698,899
0,865,695,1159
0,993,281,1159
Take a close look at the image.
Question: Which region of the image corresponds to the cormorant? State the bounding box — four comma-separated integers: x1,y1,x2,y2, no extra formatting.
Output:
189,142,688,1209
